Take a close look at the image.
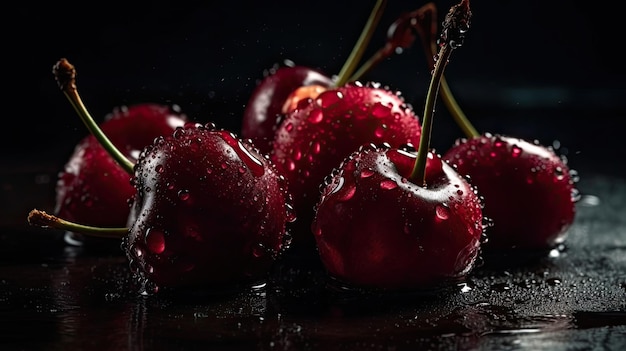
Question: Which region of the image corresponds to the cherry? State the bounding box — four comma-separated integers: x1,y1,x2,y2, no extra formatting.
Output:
123,123,294,291
443,134,577,251
241,0,389,155
56,103,188,247
312,0,482,291
29,58,294,293
403,3,579,253
241,63,333,154
271,83,422,250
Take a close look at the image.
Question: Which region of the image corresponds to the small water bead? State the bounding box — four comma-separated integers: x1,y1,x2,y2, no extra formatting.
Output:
312,142,321,154
371,102,392,118
360,169,374,178
511,145,522,157
554,167,565,181
293,149,302,161
145,263,154,275
546,277,562,286
252,244,266,258
285,123,294,132
178,189,190,201
338,185,356,201
145,228,166,254
571,188,582,203
329,176,345,195
317,90,343,108
374,124,387,138
285,203,297,222
380,179,398,190
435,204,450,220
569,169,580,182
308,109,324,124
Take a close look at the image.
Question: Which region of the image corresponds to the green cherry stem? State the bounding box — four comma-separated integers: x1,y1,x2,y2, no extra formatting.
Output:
411,45,453,184
417,7,479,138
411,0,472,184
53,58,135,174
333,0,387,87
426,37,479,138
28,209,127,238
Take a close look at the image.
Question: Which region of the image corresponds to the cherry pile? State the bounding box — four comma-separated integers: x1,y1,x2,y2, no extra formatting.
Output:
28,0,579,295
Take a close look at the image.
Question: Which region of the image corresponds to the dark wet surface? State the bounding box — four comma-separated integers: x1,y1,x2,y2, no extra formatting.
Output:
1,163,625,351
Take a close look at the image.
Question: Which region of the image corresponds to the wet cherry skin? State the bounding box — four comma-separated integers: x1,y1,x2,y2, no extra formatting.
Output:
443,133,578,251
242,64,333,155
270,82,422,250
124,123,294,291
312,145,484,290
55,103,188,230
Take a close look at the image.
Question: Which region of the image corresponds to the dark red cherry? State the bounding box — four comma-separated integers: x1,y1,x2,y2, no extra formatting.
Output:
443,133,578,251
270,82,422,249
242,64,333,154
124,123,294,291
313,145,483,290
55,104,187,235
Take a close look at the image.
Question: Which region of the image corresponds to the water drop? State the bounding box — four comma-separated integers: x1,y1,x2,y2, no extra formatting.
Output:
178,189,190,201
253,244,265,258
145,228,166,254
380,179,397,190
360,169,374,178
511,145,522,157
317,90,343,108
546,277,562,286
371,102,391,118
435,204,450,221
374,124,387,138
308,109,324,124
579,194,599,206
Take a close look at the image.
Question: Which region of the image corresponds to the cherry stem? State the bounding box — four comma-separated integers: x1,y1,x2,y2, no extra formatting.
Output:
351,2,480,138
333,0,387,87
28,209,127,239
415,5,479,138
53,58,135,174
348,2,437,82
411,0,472,184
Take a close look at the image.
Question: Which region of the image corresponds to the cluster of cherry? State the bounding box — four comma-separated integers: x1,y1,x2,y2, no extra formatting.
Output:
29,0,578,295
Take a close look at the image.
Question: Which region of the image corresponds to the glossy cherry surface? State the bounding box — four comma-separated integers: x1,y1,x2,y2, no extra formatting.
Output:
270,82,422,248
55,103,188,229
443,133,578,251
124,123,294,291
312,145,484,290
242,64,333,154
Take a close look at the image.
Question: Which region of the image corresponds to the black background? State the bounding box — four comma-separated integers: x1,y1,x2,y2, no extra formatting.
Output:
5,0,626,175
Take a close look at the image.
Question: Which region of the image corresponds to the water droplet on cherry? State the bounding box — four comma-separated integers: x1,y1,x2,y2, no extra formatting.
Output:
380,179,398,190
145,228,166,254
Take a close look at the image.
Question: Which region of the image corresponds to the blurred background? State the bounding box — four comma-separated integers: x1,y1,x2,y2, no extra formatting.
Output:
2,0,625,229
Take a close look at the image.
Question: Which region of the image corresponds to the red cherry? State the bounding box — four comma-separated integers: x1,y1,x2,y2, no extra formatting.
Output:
311,0,479,291
242,64,333,154
402,2,579,254
271,82,422,249
242,0,390,156
55,103,188,246
30,59,294,293
313,146,483,290
124,123,294,291
443,134,578,251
